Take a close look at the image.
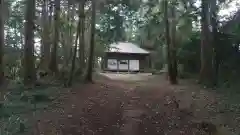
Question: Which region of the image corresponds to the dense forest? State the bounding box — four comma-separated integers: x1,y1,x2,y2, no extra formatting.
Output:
0,0,239,87
1,0,240,134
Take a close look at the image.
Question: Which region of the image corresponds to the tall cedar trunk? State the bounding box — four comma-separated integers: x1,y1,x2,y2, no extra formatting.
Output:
64,2,72,67
164,0,174,84
49,0,53,25
78,1,85,74
68,19,81,86
211,0,218,86
48,0,53,47
49,0,60,73
62,1,75,68
0,0,4,85
200,0,214,86
40,0,50,72
85,0,96,82
68,4,75,63
23,0,36,85
170,1,178,84
20,29,24,70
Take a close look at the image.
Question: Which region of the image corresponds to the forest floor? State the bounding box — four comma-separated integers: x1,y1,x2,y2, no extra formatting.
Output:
2,73,240,135
32,73,240,135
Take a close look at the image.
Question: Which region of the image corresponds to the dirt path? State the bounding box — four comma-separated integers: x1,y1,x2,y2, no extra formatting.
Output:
35,75,240,135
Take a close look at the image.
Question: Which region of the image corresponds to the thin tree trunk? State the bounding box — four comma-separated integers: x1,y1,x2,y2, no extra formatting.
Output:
164,0,176,84
67,19,81,86
85,0,96,82
40,0,50,72
210,0,218,86
170,1,178,84
65,3,71,66
23,0,36,85
67,4,75,65
78,1,85,74
48,0,53,52
48,0,53,25
200,0,208,83
20,29,24,71
49,0,60,73
63,1,74,68
0,0,4,85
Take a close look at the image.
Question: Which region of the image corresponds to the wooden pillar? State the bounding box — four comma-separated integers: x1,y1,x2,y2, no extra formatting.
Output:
127,59,130,74
139,59,141,73
117,59,119,73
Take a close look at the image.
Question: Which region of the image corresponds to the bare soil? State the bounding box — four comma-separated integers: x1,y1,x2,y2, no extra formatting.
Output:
34,74,240,135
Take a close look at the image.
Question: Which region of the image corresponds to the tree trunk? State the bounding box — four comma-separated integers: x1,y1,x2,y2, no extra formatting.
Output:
85,0,96,82
63,2,75,69
67,18,81,86
164,0,177,84
164,0,171,76
40,0,50,72
210,0,218,86
78,1,85,74
68,4,75,64
48,0,53,25
199,0,214,86
48,0,53,49
0,0,4,85
170,1,178,84
23,0,36,85
49,0,60,73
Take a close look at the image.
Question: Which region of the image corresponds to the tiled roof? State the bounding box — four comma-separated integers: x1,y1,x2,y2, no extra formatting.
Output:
106,42,150,54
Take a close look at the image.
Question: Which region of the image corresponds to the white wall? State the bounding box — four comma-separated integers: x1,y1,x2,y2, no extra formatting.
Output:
107,59,140,71
107,59,117,70
129,60,139,71
118,60,128,70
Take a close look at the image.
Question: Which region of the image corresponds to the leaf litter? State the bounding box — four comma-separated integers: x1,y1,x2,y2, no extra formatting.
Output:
15,75,240,135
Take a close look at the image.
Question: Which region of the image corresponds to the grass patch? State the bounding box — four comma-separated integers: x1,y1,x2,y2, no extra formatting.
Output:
0,82,62,135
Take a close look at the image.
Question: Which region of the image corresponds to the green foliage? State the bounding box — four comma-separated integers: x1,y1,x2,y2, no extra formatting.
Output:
3,0,25,81
216,33,240,84
0,84,60,135
6,0,25,48
3,46,22,79
177,29,240,84
96,0,140,44
178,32,201,73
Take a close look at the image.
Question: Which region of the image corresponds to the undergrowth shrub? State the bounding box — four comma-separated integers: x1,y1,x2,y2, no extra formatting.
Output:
0,82,60,135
